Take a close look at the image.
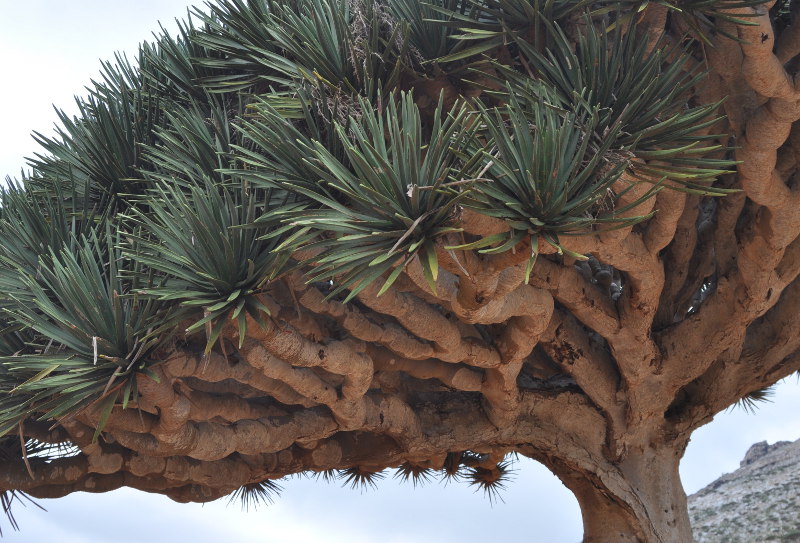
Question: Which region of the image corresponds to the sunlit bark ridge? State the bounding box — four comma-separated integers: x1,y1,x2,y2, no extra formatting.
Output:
2,1,800,542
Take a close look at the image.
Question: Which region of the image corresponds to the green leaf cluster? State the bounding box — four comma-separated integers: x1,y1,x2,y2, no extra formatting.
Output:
127,180,287,351
0,198,166,437
0,0,748,436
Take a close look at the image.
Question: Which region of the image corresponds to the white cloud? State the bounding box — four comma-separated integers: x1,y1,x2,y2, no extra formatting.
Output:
0,1,202,179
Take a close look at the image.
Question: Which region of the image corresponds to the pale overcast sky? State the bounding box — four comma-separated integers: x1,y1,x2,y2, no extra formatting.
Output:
1,2,799,542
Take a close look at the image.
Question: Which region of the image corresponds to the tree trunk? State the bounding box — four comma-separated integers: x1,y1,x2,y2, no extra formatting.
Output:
542,443,692,543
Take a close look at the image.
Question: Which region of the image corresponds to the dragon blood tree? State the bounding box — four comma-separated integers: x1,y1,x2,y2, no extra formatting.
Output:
1,0,798,540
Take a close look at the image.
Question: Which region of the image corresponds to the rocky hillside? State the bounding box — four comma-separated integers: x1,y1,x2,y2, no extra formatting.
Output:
689,438,800,542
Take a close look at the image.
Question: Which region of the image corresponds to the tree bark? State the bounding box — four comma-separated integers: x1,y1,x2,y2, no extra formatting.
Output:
537,443,692,543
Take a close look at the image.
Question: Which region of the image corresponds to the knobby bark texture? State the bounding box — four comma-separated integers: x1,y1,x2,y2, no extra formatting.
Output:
5,3,800,542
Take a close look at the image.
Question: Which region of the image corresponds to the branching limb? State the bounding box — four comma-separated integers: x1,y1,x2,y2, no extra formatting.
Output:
164,351,315,407
369,346,483,392
298,285,434,360
539,311,621,419
655,194,701,328
529,258,619,338
356,281,502,367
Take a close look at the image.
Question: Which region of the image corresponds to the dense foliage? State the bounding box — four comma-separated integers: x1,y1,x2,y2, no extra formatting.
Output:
0,0,735,436
3,1,794,539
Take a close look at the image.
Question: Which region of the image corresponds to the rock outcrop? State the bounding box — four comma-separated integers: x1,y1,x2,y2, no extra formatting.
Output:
689,438,800,542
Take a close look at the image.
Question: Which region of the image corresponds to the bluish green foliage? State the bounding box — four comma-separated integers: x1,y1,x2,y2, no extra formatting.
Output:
0,0,759,461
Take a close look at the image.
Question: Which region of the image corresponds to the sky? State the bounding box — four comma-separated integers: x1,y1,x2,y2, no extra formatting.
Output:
1,2,799,542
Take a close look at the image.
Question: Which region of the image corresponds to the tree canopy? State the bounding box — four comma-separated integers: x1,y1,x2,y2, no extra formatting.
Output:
1,0,798,541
